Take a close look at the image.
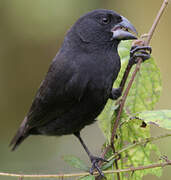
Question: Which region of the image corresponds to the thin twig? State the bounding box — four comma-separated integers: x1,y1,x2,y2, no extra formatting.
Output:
101,145,111,159
113,146,120,180
0,160,170,178
145,0,169,45
110,61,141,148
109,61,142,180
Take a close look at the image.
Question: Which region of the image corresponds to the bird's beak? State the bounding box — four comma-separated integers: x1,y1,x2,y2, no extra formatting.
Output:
111,16,138,40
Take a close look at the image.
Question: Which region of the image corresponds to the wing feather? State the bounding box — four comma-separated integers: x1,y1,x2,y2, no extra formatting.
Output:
26,55,88,129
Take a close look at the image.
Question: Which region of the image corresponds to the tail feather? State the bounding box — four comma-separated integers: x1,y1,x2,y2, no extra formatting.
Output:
10,117,29,151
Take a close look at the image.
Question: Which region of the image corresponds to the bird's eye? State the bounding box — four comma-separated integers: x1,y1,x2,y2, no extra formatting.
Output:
102,17,110,24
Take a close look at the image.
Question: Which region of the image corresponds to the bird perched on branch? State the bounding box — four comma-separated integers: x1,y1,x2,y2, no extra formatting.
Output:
10,9,151,176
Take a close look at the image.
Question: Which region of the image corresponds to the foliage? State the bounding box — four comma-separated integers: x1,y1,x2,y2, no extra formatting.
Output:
98,40,162,142
102,118,162,180
64,40,171,180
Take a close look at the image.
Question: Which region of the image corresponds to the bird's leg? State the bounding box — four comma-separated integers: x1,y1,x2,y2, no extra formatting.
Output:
74,132,107,176
109,45,152,100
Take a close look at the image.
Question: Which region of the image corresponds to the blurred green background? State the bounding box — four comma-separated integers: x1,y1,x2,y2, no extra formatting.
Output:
0,0,171,179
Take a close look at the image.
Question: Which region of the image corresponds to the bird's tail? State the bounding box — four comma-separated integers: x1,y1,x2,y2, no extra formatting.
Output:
9,117,29,151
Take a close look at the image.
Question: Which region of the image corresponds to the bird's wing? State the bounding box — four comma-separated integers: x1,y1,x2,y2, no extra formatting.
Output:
26,54,89,129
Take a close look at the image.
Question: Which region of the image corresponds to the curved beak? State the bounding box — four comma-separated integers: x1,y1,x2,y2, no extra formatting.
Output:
111,16,138,40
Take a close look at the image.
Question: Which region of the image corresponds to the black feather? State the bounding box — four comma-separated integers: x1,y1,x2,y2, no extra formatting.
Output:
10,9,135,153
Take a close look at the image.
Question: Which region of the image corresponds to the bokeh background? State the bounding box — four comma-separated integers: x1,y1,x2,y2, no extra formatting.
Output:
0,0,171,179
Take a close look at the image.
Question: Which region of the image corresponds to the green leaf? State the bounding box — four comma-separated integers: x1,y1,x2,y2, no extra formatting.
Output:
63,155,89,171
116,40,162,114
98,100,118,142
138,110,171,130
79,175,95,180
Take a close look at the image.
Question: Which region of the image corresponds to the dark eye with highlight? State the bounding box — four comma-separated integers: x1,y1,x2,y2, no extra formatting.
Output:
116,16,122,23
102,17,111,24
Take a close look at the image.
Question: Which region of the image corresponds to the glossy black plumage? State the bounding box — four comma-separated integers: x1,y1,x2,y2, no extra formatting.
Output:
10,9,124,149
10,11,139,175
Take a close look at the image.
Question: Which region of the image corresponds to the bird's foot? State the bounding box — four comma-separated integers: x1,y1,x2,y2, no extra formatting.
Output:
89,156,108,177
129,45,152,65
110,87,122,100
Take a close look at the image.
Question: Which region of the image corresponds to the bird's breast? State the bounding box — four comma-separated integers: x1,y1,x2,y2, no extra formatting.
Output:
82,55,120,109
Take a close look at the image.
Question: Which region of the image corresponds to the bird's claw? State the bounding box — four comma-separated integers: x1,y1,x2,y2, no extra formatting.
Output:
129,45,152,65
89,156,108,177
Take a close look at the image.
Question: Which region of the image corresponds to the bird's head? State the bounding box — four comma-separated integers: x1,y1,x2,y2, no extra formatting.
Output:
73,9,137,44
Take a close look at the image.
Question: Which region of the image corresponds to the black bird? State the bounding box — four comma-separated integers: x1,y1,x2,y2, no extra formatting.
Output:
10,9,151,175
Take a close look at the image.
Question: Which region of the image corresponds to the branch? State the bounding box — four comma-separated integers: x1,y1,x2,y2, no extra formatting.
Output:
0,160,171,179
